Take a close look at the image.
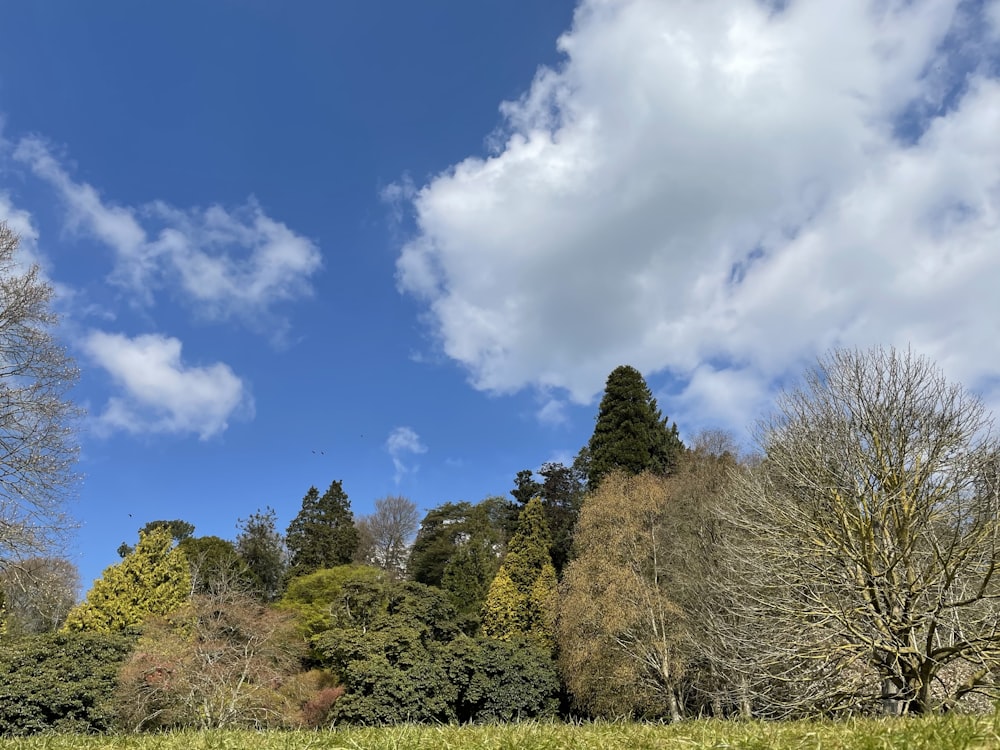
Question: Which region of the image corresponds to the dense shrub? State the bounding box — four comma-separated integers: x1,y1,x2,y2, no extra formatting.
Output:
0,631,133,735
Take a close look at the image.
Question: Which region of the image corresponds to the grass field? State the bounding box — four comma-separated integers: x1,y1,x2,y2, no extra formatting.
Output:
1,714,999,750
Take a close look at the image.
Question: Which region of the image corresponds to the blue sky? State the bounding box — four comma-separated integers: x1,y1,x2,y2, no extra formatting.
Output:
1,0,999,593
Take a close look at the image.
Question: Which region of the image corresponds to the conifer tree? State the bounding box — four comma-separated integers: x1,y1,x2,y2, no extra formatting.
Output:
286,481,359,578
63,526,190,634
481,497,556,645
236,507,287,602
587,365,684,489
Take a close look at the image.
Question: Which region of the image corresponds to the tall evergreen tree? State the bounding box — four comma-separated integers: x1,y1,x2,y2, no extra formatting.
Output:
587,365,684,490
236,507,287,602
286,481,359,578
481,497,556,646
63,527,190,634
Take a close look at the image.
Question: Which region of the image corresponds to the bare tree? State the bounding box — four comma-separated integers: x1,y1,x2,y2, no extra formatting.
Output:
355,495,419,577
713,347,1000,716
0,556,79,634
0,223,80,563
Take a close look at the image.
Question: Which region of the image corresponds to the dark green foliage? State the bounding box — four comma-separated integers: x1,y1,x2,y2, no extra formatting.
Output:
178,535,252,595
408,498,507,588
316,580,462,725
0,631,133,735
286,481,359,579
511,469,541,506
445,636,560,722
587,365,684,489
441,537,500,633
236,507,287,602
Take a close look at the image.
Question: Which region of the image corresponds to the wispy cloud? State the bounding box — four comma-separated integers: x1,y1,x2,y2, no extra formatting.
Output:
82,331,253,440
385,426,427,484
14,137,322,338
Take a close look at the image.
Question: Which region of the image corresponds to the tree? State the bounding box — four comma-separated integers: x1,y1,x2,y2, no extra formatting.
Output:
558,471,687,720
286,481,359,578
354,495,419,576
118,520,195,558
0,223,80,565
279,564,385,644
115,588,305,731
63,526,190,634
178,535,252,596
408,498,507,588
481,497,556,646
587,365,683,490
315,579,461,725
714,347,1000,716
0,557,79,635
236,507,287,602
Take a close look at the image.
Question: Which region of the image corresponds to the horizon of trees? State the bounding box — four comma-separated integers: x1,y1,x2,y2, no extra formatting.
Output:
3,349,1000,733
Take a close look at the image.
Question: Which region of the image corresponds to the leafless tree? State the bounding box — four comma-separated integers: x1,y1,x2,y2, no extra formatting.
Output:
354,495,419,577
0,223,80,564
712,347,1000,716
0,556,79,634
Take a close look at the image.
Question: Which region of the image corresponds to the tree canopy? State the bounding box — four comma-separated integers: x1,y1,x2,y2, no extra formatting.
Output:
587,365,683,489
286,481,359,579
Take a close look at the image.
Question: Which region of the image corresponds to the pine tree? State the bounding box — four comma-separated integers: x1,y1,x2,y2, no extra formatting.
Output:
236,507,287,602
587,365,684,489
63,526,190,634
286,481,359,578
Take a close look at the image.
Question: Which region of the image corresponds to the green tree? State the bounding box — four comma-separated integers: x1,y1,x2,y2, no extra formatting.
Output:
63,527,190,634
481,498,556,646
587,365,684,489
441,536,499,632
315,580,461,724
0,223,81,565
408,498,507,588
118,520,196,558
236,507,286,602
445,636,559,723
279,564,385,643
178,535,252,596
286,481,359,578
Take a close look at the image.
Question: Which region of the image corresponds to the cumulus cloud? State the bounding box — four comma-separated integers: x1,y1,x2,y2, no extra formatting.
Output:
395,0,1000,433
13,138,322,334
385,426,427,483
83,331,253,439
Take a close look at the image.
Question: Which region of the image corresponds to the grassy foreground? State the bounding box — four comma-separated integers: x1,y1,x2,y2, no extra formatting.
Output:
1,715,999,750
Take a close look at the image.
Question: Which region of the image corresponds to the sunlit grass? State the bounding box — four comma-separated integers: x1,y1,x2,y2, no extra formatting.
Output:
2,713,1000,750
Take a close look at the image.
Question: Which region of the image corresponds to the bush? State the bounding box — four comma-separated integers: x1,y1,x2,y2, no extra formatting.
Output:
0,631,133,735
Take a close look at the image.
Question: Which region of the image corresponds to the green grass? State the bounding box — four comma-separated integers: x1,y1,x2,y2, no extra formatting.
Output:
2,715,1000,750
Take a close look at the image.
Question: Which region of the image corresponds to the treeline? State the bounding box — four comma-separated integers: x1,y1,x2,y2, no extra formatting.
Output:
3,348,1000,734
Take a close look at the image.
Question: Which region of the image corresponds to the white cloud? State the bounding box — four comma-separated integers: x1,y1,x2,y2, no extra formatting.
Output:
385,426,427,483
13,138,322,334
396,0,1000,432
83,331,253,439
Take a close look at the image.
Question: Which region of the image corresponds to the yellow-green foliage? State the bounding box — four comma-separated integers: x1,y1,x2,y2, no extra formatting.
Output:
3,715,1000,749
480,567,523,640
481,498,557,645
278,564,384,640
63,527,191,634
